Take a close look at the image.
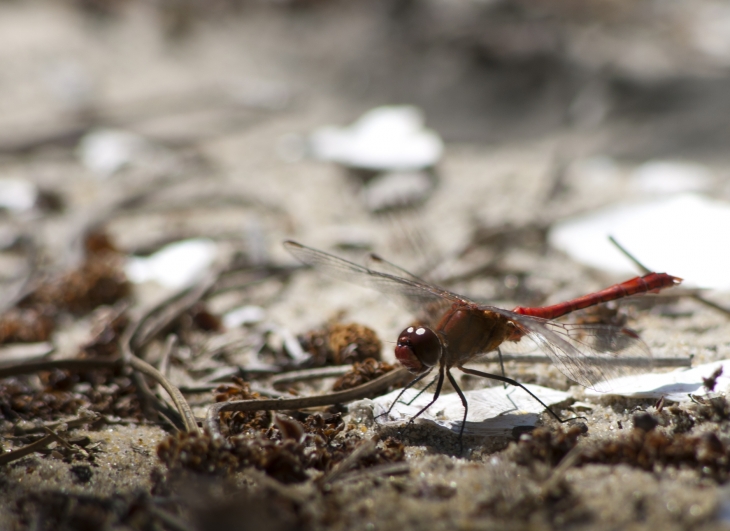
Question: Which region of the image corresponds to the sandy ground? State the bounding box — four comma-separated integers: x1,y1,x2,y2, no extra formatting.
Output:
3,1,730,530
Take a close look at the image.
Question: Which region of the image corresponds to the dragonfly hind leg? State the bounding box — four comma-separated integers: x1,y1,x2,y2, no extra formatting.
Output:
456,366,586,424
445,369,468,455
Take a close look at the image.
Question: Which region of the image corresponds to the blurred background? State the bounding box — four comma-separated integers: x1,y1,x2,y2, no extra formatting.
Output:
2,0,730,323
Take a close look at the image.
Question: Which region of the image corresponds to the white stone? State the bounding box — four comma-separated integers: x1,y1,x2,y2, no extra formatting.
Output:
584,359,730,402
125,239,218,289
310,106,443,171
0,178,37,212
77,128,149,177
549,194,730,290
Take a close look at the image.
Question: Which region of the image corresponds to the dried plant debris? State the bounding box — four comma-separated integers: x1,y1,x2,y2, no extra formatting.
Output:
512,425,587,468
214,378,271,436
14,490,176,531
158,418,404,485
186,302,223,332
0,308,55,344
299,322,382,367
694,396,730,423
80,306,129,359
22,232,130,316
512,418,730,482
0,377,86,422
0,232,130,346
703,366,724,392
189,486,306,531
0,372,142,423
332,359,396,392
0,305,143,424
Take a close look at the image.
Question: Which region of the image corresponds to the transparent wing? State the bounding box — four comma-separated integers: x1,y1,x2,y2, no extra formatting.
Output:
366,253,428,284
490,308,653,392
284,241,473,326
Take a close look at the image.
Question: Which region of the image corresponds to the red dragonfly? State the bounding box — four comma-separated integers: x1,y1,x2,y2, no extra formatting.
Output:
284,241,681,441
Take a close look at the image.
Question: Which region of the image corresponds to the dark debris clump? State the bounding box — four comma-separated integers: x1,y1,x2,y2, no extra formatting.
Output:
0,232,130,346
0,377,85,422
332,358,396,392
579,426,730,481
80,307,129,359
157,430,311,483
15,490,168,531
695,396,730,423
157,419,404,485
513,421,730,482
0,308,55,343
214,378,271,436
512,425,586,468
22,233,130,317
0,372,142,422
299,322,382,366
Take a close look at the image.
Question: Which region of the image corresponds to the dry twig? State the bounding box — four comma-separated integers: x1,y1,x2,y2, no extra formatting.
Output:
206,367,409,437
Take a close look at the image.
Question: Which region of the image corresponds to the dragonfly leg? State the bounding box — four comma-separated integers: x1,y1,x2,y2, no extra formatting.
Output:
497,347,507,389
445,369,468,455
404,373,439,406
398,365,445,439
375,368,433,420
456,366,585,423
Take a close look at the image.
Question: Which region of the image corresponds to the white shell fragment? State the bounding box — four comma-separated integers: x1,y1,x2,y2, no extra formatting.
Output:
365,384,570,437
549,194,730,290
310,106,443,171
0,178,38,213
360,171,433,212
223,305,266,328
77,128,149,177
125,239,218,289
583,359,730,403
630,160,713,194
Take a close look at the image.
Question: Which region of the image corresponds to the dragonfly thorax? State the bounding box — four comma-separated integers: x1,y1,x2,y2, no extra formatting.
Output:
395,326,442,374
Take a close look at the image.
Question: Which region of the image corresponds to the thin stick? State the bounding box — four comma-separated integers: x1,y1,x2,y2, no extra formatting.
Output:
128,271,220,351
0,426,82,466
0,434,56,465
206,367,409,437
42,427,75,452
541,442,585,496
319,439,376,485
334,462,410,484
119,272,225,434
145,505,198,531
481,354,691,368
269,366,353,386
609,235,730,319
127,355,199,434
11,412,100,436
0,358,121,378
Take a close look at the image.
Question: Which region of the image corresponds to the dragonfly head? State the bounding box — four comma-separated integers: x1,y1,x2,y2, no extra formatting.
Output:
395,326,442,374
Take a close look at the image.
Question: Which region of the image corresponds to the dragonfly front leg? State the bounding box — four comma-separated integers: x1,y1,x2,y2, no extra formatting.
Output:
397,364,446,442
376,368,433,420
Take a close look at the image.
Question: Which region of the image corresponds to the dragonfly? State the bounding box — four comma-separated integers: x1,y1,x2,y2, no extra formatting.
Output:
284,240,682,445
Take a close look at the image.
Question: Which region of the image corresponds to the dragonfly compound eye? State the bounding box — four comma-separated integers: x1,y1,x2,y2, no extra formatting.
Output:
395,326,442,373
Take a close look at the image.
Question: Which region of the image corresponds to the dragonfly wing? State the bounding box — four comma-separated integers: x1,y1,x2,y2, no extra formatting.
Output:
284,241,467,326
366,253,428,283
491,308,653,392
